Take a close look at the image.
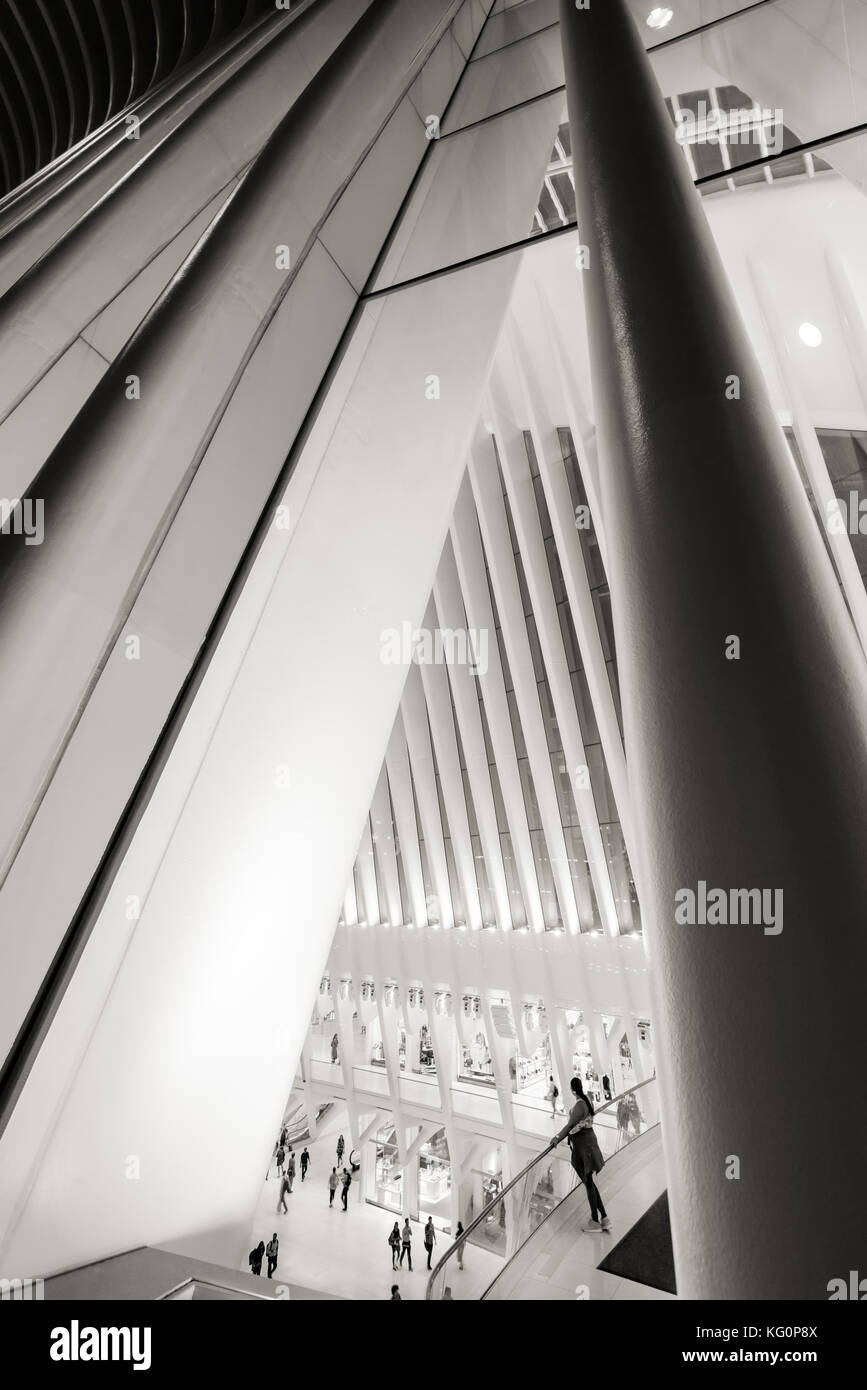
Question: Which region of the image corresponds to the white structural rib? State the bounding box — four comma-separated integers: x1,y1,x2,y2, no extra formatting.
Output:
370,764,403,927
488,360,621,937
509,326,630,830
535,290,611,579
433,538,514,932
468,428,580,934
748,253,867,661
450,473,546,933
417,598,484,931
356,815,381,926
384,712,429,928
400,663,455,930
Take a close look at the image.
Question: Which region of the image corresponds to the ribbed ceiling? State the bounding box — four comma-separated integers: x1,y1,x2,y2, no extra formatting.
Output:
0,0,274,197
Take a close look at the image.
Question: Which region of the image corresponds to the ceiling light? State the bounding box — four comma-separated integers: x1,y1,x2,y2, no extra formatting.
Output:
799,322,823,347
646,7,673,27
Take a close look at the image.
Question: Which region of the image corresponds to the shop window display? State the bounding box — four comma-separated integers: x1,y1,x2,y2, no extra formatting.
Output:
418,1129,451,1231
459,1029,495,1085
369,1124,402,1214
462,1149,507,1254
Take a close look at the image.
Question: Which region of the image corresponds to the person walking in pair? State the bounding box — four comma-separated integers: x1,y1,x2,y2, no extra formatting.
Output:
341,1167,352,1211
265,1233,279,1278
248,1240,265,1276
399,1218,413,1270
328,1168,338,1206
286,1147,296,1192
275,1144,285,1176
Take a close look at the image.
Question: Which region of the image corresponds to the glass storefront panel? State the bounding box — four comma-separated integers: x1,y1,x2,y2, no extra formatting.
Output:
369,1124,402,1215
418,1129,451,1232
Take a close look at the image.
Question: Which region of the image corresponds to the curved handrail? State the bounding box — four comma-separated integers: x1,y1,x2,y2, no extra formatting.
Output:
426,1077,658,1300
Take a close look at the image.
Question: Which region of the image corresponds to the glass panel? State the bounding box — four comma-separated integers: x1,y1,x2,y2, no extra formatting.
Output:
374,91,564,287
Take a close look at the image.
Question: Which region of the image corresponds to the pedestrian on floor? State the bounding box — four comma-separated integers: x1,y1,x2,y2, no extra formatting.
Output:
390,1285,401,1300
300,1146,310,1181
286,1147,296,1192
275,1144,285,1176
424,1217,437,1270
280,1127,288,1149
336,1133,345,1166
455,1221,465,1270
328,1168,338,1206
277,1168,291,1214
266,1233,279,1279
388,1222,401,1270
399,1218,413,1270
550,1076,612,1233
248,1240,265,1276
341,1167,351,1211
331,1033,339,1064
545,1075,560,1118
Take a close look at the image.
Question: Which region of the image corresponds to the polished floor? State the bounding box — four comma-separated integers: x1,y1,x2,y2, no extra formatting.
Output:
242,1107,673,1301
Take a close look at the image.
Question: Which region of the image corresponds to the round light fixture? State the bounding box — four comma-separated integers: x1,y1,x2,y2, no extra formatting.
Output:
646,6,673,28
799,322,823,347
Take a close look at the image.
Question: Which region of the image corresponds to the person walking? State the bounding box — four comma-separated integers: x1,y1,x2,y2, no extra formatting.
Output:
388,1222,401,1270
275,1144,285,1176
286,1147,296,1193
545,1075,560,1118
399,1218,413,1270
300,1146,310,1182
341,1167,352,1211
248,1240,265,1276
328,1167,338,1206
336,1133,345,1166
455,1221,466,1270
266,1233,279,1278
277,1167,291,1214
331,1033,339,1064
390,1284,401,1300
423,1217,437,1270
550,1076,612,1232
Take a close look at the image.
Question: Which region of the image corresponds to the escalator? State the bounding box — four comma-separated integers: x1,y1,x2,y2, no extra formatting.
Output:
427,1078,670,1300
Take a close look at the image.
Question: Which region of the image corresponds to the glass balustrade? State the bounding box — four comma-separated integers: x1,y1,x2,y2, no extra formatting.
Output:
426,1076,659,1299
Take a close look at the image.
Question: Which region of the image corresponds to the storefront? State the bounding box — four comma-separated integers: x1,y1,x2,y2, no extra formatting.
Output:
369,1123,402,1214
418,1129,451,1231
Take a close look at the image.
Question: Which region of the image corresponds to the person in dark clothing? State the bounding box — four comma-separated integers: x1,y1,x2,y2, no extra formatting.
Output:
389,1222,401,1270
341,1167,351,1211
423,1217,437,1269
275,1144,285,1176
300,1147,310,1181
390,1285,401,1300
248,1240,265,1276
266,1233,279,1278
455,1220,466,1270
331,1033,339,1064
551,1076,612,1232
336,1133,345,1166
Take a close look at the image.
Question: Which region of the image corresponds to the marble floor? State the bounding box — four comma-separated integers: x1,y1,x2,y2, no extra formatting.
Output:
242,1108,674,1302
